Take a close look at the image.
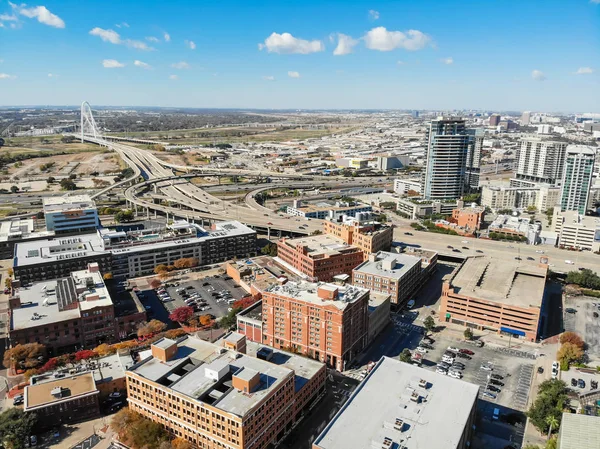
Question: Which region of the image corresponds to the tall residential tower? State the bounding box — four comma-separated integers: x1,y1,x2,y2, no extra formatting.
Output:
560,145,596,214
512,137,568,187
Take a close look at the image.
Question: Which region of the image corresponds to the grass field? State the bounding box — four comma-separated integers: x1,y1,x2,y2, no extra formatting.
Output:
3,135,100,153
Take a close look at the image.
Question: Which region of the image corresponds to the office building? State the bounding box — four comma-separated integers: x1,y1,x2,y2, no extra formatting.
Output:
481,184,560,212
285,200,372,220
43,195,100,234
521,111,531,125
465,129,483,191
276,234,364,282
8,263,145,353
126,335,326,449
376,156,410,171
451,205,485,231
393,179,421,195
440,257,548,341
423,118,469,200
313,357,479,449
396,197,457,220
24,372,100,429
13,220,256,284
335,158,368,169
323,213,393,259
411,110,419,118
353,252,424,308
489,114,501,127
557,413,600,449
262,282,372,371
488,215,541,244
0,218,55,259
560,145,596,214
512,138,568,186
553,208,600,252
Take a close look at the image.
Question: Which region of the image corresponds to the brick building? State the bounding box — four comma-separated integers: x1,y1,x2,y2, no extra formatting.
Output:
323,213,393,259
276,234,364,282
451,205,486,232
261,282,371,371
126,335,325,449
439,257,548,341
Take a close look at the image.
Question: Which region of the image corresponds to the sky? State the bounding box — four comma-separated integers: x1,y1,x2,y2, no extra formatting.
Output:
0,0,599,111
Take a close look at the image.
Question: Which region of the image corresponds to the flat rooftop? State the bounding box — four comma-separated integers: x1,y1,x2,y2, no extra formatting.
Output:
353,251,421,279
449,256,548,308
314,357,479,449
281,234,361,257
14,233,108,267
265,281,369,311
128,336,294,417
25,372,98,410
296,203,370,213
558,413,600,449
43,194,96,212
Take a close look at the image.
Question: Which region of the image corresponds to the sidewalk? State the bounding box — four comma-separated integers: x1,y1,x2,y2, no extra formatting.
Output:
45,415,115,449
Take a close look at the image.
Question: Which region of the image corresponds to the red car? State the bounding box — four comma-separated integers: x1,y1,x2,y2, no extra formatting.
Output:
459,349,475,355
267,222,273,225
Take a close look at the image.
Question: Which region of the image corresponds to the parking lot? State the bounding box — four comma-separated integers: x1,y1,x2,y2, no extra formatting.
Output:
563,296,600,363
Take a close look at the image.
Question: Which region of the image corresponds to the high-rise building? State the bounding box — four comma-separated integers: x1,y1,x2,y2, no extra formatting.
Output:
423,118,469,200
521,111,531,125
411,110,419,118
512,137,568,186
465,128,483,191
489,114,501,126
560,145,596,214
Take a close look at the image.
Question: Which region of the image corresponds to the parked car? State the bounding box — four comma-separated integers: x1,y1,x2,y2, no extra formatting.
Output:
457,353,471,360
483,391,497,399
591,380,598,390
407,299,415,309
537,366,544,374
437,362,450,369
571,378,578,387
480,364,493,371
552,361,559,379
447,346,459,352
578,379,586,389
448,371,462,379
565,308,577,314
423,336,435,344
436,367,448,375
13,394,24,406
487,385,501,393
109,392,123,399
452,362,465,370
416,347,428,354
490,379,504,387
491,374,503,380
459,349,474,355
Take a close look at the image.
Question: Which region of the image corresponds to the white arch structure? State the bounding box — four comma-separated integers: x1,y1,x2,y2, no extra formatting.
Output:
80,101,101,142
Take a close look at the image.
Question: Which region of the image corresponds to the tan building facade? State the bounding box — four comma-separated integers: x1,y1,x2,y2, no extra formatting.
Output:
322,215,393,259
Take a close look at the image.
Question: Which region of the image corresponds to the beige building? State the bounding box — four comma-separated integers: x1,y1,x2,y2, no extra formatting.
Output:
481,184,560,212
323,214,393,259
553,207,600,252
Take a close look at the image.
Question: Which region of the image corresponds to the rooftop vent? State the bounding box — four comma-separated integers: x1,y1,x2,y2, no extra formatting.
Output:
410,390,420,403
418,378,428,388
394,418,404,432
382,437,393,449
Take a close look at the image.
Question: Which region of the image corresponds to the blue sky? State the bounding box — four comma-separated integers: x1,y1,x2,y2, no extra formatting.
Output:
0,0,599,111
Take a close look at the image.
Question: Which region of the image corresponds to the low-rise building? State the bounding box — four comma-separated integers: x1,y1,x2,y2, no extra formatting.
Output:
224,256,301,299
557,413,600,449
393,178,422,195
126,335,326,449
43,194,100,234
262,282,372,371
0,218,55,259
353,252,423,308
24,372,100,429
312,357,479,449
323,213,393,259
335,158,368,169
396,197,457,220
376,156,409,171
451,205,485,231
440,257,548,341
488,214,541,244
553,208,600,251
286,200,372,220
276,234,365,282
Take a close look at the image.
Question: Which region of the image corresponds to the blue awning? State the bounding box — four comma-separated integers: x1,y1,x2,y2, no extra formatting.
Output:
500,326,526,337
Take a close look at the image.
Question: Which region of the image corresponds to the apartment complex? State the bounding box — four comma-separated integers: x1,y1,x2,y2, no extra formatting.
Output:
0,218,55,259
276,234,364,282
43,195,100,234
512,137,568,186
322,213,393,258
285,200,372,220
261,282,371,371
313,357,480,449
396,197,457,220
393,178,421,195
9,263,145,353
481,184,560,212
440,257,548,341
465,128,484,191
451,205,485,231
13,220,256,283
553,208,600,252
352,252,424,308
423,118,471,200
126,335,326,449
560,145,596,214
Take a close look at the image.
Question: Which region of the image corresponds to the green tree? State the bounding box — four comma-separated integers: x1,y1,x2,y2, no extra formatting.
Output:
546,415,559,439
260,242,278,257
565,269,600,290
59,178,76,190
61,135,75,143
0,408,38,449
46,176,55,184
423,316,435,333
464,328,474,340
10,185,18,193
399,348,412,363
114,209,134,223
526,379,569,434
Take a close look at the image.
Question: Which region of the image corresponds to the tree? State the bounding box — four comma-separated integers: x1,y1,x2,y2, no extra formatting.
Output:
169,306,194,324
74,349,97,361
527,379,569,434
233,296,258,310
46,176,55,184
260,242,278,257
565,269,600,290
61,135,75,143
10,185,18,193
172,437,193,449
559,332,584,350
110,409,170,449
7,267,13,277
137,319,167,338
557,342,584,368
199,315,213,326
103,272,114,281
40,357,59,372
154,264,169,275
399,349,412,363
114,209,134,223
546,415,559,439
464,328,474,340
59,178,76,190
0,408,38,449
3,343,46,369
150,279,162,289
423,316,436,333
94,343,115,357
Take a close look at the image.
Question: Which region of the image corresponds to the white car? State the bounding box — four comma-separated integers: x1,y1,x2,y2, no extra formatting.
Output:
480,364,493,371
565,260,574,265
407,300,415,309
448,371,462,379
552,361,559,378
416,347,428,354
447,346,459,352
436,368,448,375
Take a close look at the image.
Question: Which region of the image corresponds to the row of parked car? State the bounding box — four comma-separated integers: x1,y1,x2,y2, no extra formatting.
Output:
435,346,476,379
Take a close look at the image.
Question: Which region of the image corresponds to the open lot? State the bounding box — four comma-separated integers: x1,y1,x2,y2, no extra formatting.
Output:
563,296,600,363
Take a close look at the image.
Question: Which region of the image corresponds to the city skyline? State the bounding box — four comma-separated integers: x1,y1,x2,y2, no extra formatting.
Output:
0,0,599,111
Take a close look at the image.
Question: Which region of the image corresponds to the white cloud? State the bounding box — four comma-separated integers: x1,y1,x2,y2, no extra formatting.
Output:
333,33,359,56
17,5,64,28
169,74,178,80
115,22,129,28
575,67,594,75
368,10,380,20
90,27,121,44
531,69,546,81
0,73,16,79
591,0,600,4
258,32,324,54
102,59,125,68
163,32,170,42
126,40,152,50
185,40,196,50
364,27,431,51
262,75,275,81
397,60,404,65
146,36,159,43
134,60,151,69
441,57,453,65
47,73,57,77
0,13,18,21
288,71,300,78
171,61,190,69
